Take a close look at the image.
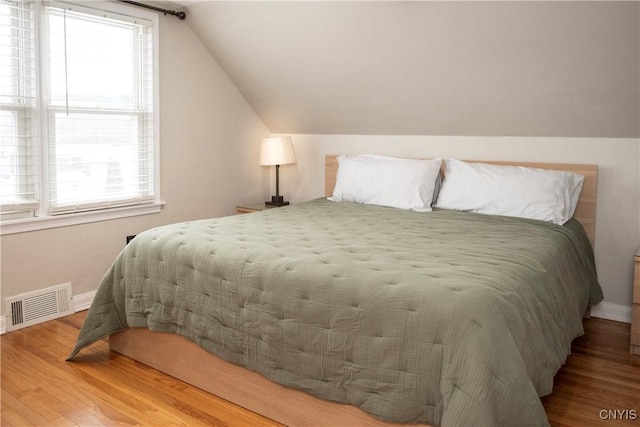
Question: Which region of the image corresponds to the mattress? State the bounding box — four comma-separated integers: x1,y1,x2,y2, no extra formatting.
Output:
69,198,603,426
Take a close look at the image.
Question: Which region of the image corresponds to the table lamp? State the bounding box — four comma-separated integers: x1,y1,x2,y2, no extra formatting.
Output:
259,136,296,206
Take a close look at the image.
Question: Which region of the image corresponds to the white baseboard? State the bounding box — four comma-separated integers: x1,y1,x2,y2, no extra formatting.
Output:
73,290,97,312
590,301,632,324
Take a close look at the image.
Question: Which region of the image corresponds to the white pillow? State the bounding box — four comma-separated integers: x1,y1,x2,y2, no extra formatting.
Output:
435,159,584,225
328,154,442,212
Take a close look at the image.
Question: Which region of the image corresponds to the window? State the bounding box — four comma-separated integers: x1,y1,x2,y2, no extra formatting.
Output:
0,0,37,218
0,0,160,234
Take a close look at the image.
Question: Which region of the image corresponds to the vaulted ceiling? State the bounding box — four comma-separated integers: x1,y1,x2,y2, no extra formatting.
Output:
184,1,639,138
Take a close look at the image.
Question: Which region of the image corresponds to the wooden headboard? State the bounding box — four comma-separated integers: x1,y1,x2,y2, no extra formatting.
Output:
324,155,597,245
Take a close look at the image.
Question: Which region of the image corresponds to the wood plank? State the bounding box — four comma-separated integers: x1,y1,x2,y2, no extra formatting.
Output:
1,312,281,427
540,317,640,427
634,255,640,304
632,255,640,354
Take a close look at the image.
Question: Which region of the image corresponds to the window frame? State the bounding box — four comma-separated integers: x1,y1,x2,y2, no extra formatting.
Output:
1,0,162,236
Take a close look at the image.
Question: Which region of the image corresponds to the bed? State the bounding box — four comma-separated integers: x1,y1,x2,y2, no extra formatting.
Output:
69,156,602,427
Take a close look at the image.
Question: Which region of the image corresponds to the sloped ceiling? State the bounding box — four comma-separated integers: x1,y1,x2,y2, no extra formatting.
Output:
185,1,639,138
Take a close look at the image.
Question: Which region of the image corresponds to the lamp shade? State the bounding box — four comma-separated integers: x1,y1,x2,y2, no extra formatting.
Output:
259,136,296,166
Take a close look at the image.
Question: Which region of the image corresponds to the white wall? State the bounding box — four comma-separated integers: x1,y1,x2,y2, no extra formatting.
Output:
279,135,640,320
0,15,269,312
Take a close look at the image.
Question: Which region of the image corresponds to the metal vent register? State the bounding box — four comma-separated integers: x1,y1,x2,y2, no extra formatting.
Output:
5,283,74,332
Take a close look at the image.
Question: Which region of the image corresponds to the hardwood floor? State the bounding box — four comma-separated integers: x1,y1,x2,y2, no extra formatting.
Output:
1,312,280,427
539,317,640,426
2,311,639,426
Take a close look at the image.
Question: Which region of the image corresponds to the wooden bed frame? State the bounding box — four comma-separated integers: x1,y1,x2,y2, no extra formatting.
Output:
110,156,598,426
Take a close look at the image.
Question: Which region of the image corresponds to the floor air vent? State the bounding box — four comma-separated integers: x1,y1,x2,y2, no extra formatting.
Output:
5,283,74,332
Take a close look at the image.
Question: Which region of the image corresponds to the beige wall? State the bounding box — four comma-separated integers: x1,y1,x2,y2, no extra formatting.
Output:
0,15,269,311
188,1,639,138
280,135,640,313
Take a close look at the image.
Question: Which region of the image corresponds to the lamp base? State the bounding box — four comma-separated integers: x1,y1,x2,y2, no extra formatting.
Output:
265,195,289,207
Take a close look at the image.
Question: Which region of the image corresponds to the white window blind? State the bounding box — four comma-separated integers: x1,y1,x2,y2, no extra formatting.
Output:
44,2,155,214
0,0,158,227
0,0,39,217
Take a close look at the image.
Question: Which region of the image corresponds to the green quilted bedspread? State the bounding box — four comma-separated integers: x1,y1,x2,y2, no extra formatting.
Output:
69,198,603,426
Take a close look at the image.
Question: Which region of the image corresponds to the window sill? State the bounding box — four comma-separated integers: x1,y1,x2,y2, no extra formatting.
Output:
0,202,165,235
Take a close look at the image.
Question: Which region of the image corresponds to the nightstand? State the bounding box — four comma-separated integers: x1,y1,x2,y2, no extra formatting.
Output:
632,248,640,355
235,203,279,214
